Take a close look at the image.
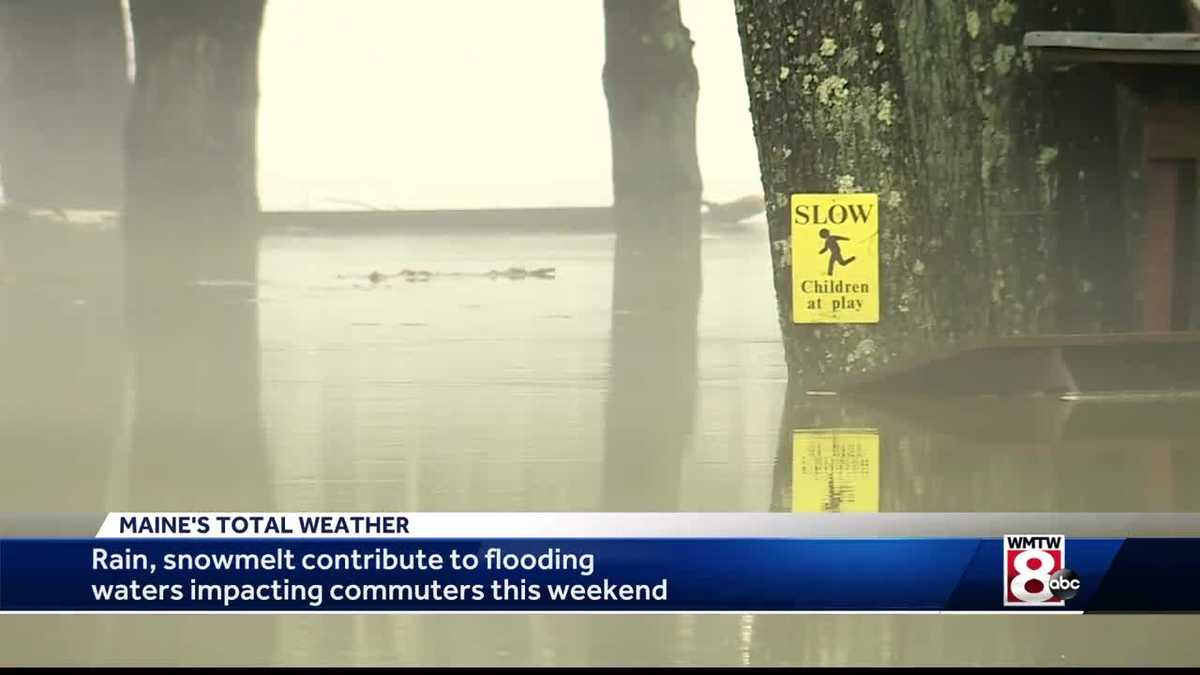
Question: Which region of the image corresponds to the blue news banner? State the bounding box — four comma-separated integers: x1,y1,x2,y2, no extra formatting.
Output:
0,535,1196,613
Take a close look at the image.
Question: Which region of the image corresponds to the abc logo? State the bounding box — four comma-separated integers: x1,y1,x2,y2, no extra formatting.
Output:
1004,534,1080,606
1048,569,1081,601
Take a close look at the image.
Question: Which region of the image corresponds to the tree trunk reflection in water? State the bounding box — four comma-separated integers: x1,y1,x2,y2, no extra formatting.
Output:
593,212,701,666
123,232,269,511
772,389,1200,515
602,216,700,512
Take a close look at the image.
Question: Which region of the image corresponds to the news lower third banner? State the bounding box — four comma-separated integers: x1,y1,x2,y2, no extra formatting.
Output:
1,513,1200,613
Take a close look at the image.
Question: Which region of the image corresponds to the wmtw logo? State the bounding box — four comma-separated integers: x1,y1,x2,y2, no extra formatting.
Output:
1003,534,1080,606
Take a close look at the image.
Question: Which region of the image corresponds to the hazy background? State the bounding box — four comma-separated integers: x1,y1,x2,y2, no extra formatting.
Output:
256,0,762,211
7,1,1200,667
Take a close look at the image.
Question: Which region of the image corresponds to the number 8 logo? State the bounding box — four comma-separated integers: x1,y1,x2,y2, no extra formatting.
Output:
1010,549,1055,603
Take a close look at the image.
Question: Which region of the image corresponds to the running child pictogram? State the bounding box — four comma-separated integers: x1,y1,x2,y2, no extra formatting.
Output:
817,228,856,276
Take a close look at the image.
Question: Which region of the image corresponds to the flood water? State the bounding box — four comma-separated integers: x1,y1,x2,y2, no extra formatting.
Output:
5,219,1200,665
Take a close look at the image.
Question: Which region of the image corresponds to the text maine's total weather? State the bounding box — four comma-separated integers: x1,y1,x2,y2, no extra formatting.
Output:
118,514,411,536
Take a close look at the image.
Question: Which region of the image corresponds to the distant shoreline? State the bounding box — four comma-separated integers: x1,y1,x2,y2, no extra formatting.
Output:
1,206,764,237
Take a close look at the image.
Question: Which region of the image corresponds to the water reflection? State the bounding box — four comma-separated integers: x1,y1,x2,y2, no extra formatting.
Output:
12,219,1200,664
0,216,126,668
116,220,277,664
758,385,1200,667
0,218,125,512
122,224,271,510
594,206,702,664
602,213,701,511
774,386,1200,513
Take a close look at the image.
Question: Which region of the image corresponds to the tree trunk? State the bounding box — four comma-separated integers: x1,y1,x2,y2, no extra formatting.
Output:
734,0,1143,388
0,0,128,209
602,0,703,236
124,0,263,233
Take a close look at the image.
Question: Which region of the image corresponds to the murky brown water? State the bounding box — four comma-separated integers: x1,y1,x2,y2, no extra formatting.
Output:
4,220,1200,666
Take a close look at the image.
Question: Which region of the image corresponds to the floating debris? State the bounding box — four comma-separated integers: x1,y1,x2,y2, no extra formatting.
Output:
352,267,557,285
365,269,433,284
485,267,555,280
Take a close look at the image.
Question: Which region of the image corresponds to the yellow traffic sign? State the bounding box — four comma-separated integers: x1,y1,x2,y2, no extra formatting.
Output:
792,428,880,513
791,193,880,323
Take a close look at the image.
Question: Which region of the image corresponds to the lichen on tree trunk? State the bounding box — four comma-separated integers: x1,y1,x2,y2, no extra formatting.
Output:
735,0,1141,388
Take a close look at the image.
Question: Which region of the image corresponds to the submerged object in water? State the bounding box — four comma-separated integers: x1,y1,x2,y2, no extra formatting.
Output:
701,194,766,225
